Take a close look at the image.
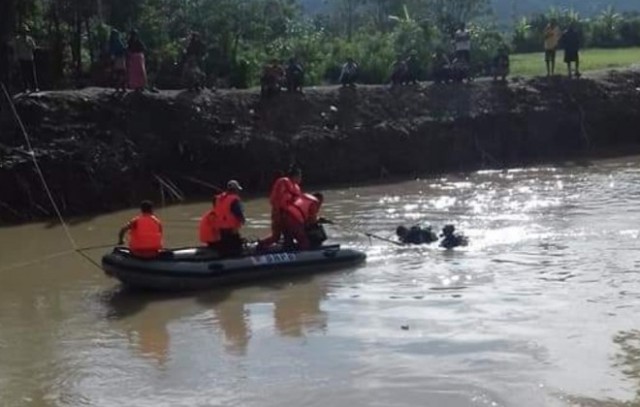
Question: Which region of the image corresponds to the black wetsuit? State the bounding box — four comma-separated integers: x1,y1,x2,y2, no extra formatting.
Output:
400,226,438,245
306,223,327,249
440,234,468,249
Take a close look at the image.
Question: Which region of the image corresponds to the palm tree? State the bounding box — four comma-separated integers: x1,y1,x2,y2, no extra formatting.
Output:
388,4,412,23
599,6,621,34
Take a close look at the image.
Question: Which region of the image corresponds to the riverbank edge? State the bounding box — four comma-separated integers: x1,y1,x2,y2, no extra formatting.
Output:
1,69,640,224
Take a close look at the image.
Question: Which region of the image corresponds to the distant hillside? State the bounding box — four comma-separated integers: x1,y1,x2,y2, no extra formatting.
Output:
494,0,638,20
299,0,639,19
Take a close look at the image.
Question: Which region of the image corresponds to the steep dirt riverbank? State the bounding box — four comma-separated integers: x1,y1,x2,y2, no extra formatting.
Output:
1,70,640,223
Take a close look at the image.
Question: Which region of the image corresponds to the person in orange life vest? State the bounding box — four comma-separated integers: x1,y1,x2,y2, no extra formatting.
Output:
118,200,163,258
258,166,302,250
214,180,246,257
282,192,328,250
198,195,221,247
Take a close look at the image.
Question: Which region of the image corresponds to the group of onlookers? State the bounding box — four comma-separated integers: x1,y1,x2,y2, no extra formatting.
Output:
260,58,305,98
544,20,582,78
0,19,588,95
108,29,149,92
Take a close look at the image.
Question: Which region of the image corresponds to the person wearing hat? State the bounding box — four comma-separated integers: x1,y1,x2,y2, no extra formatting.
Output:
13,25,38,92
213,180,246,257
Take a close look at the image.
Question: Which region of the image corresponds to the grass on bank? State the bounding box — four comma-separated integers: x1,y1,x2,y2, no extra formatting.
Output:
510,47,640,77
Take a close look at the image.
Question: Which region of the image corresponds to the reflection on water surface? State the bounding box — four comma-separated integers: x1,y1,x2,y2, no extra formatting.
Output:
1,158,639,406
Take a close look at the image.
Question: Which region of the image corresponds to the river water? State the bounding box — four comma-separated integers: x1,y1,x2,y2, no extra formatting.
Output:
1,157,639,407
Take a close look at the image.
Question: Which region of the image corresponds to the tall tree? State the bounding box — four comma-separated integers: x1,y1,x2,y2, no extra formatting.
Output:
332,0,364,40
427,0,490,33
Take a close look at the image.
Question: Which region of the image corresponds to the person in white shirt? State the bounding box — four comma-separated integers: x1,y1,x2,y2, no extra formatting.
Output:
12,26,38,92
454,23,471,64
339,57,358,87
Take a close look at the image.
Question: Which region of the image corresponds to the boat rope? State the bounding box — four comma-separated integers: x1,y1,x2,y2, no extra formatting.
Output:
0,244,113,273
0,84,104,270
328,220,405,247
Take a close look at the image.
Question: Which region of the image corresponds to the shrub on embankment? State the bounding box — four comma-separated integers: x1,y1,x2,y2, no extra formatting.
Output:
2,70,640,223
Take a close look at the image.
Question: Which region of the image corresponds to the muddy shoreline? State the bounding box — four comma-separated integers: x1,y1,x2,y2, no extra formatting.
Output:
1,70,640,224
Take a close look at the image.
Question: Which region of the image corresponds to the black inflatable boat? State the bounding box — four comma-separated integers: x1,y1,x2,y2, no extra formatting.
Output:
102,245,366,291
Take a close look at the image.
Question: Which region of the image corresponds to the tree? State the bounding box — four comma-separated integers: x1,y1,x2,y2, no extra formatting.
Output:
426,0,491,34
331,0,364,40
511,16,534,52
592,6,622,47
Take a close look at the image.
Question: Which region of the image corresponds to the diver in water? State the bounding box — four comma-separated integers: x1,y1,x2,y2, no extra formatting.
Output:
396,225,438,245
439,224,468,249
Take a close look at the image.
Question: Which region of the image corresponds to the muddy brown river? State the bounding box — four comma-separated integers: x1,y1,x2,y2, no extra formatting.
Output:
1,157,639,407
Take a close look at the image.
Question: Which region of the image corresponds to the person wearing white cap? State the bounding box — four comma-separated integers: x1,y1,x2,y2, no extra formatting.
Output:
212,179,246,257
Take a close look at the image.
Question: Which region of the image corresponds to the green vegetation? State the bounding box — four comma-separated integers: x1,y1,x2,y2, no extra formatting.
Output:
510,47,640,77
1,0,639,90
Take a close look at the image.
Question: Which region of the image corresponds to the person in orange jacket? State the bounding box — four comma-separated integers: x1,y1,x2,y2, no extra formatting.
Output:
282,192,328,250
198,196,220,247
213,180,246,257
258,167,302,250
118,200,163,258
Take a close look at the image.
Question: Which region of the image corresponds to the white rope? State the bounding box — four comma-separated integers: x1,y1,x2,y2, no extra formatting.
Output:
1,84,78,250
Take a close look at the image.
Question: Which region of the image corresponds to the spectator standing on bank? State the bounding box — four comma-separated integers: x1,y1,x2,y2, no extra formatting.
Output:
454,23,471,65
339,57,358,87
109,29,127,92
183,32,206,91
13,26,38,93
127,30,148,91
562,23,581,79
543,19,562,76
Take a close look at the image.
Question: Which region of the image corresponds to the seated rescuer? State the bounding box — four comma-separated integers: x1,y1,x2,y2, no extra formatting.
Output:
214,180,246,257
283,192,328,250
439,224,469,249
396,224,438,245
258,167,303,250
198,196,220,247
118,200,163,258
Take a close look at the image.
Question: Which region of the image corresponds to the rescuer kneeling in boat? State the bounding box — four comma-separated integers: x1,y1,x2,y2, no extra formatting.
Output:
283,192,328,251
198,196,220,248
213,180,246,257
118,200,163,258
258,167,303,251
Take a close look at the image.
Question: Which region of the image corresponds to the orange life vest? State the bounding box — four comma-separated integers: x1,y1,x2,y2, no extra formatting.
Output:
129,214,163,256
199,208,220,244
286,193,320,225
270,177,301,210
214,192,242,231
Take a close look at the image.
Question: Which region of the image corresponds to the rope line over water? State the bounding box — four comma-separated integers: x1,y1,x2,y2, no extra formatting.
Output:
0,84,104,270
